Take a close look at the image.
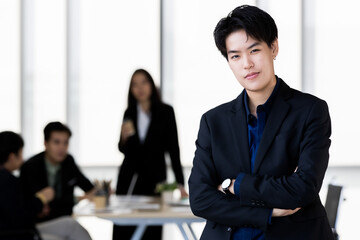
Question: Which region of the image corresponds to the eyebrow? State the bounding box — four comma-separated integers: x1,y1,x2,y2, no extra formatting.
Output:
227,41,261,54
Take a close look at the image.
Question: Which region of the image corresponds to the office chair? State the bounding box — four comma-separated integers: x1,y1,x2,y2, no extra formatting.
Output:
0,228,41,240
324,184,343,240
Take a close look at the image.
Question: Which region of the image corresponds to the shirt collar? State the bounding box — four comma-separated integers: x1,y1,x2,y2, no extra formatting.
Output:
45,158,61,173
244,76,280,120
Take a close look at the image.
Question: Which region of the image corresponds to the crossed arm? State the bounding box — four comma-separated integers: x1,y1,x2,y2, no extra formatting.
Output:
217,178,300,217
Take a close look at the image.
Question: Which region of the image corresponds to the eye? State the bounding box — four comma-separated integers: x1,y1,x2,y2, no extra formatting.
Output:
250,49,260,54
230,55,240,60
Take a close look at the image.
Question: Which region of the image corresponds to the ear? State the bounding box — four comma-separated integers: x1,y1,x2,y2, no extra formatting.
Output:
271,39,279,59
7,152,17,167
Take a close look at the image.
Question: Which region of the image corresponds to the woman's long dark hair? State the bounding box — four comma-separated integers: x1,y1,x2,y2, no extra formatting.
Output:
127,69,162,111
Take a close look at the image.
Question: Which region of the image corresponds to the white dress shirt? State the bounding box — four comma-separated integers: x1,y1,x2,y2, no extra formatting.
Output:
137,104,151,143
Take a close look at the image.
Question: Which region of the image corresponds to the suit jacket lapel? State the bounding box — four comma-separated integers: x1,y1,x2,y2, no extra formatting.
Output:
40,153,49,186
253,81,292,173
230,92,251,173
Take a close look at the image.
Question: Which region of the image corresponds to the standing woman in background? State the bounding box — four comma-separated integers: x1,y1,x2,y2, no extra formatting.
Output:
114,69,187,240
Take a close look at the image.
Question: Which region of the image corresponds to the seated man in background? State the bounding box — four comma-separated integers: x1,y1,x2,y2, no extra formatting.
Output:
0,131,92,240
20,122,95,223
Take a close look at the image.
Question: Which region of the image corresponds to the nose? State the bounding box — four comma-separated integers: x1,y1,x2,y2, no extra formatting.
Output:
243,55,253,69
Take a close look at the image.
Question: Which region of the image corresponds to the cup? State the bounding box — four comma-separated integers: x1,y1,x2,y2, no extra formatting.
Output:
93,195,107,209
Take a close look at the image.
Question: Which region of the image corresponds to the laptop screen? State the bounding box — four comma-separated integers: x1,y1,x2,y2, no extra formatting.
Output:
324,184,343,229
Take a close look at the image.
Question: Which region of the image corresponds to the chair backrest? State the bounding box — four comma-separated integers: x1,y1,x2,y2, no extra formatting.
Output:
324,184,343,230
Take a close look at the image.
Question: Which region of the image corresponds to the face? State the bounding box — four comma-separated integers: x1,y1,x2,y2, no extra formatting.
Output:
44,131,70,164
131,73,152,103
226,30,278,97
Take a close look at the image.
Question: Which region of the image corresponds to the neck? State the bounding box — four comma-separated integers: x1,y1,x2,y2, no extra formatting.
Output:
247,78,277,116
247,93,270,115
139,100,151,113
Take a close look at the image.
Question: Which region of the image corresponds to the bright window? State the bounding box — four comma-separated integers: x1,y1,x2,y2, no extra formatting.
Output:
77,0,160,166
31,0,67,155
0,0,20,132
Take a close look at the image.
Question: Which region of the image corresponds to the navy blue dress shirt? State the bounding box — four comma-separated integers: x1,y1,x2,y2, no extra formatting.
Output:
232,77,280,240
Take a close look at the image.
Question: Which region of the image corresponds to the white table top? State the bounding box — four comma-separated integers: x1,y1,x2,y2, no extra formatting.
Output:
73,195,201,220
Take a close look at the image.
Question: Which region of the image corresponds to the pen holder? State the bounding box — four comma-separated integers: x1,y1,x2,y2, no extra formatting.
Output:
94,195,107,209
93,179,112,208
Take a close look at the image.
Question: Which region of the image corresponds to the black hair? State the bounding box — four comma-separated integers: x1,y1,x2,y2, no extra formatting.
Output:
127,69,162,111
43,122,72,142
0,131,24,165
214,5,278,60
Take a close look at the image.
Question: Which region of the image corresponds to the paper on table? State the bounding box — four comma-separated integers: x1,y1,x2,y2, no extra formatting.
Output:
170,206,193,213
109,195,160,210
112,195,154,203
167,198,190,207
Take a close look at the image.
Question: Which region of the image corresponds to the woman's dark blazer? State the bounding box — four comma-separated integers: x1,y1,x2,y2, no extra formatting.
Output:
116,103,184,195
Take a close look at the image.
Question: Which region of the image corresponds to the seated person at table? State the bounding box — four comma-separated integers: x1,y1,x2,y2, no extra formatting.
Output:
20,122,96,223
0,131,92,240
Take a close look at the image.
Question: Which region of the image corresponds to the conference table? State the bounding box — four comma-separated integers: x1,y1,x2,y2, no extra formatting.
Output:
73,195,205,240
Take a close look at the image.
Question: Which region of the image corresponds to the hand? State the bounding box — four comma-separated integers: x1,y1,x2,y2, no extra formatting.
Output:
79,188,97,201
178,185,189,198
121,120,135,141
37,187,55,203
37,204,51,218
272,207,301,217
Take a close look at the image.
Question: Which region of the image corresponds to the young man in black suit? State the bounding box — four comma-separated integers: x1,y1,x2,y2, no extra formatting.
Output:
189,5,333,240
20,122,95,223
0,131,92,240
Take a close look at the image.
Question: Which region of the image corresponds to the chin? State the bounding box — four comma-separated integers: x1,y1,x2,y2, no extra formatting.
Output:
55,156,66,163
243,84,261,92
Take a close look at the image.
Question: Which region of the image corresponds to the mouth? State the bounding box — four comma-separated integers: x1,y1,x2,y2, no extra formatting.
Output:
245,72,259,80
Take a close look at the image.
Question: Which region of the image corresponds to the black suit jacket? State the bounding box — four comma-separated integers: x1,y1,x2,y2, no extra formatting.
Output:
20,152,94,222
0,168,42,239
189,79,334,240
116,103,184,195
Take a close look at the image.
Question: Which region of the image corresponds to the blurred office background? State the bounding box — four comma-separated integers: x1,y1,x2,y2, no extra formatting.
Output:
1,0,359,239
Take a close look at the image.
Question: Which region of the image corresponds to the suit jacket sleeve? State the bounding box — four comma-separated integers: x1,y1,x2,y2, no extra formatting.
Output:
165,106,185,185
1,173,43,229
238,99,331,209
189,114,271,230
20,159,46,199
68,156,94,193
